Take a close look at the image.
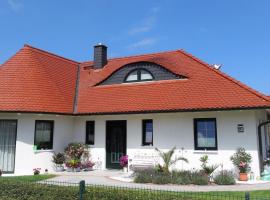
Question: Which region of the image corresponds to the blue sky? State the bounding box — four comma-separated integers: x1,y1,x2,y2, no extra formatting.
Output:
0,0,270,94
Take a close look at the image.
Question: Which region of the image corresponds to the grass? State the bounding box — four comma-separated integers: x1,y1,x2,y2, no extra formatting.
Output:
0,175,269,199
0,174,56,182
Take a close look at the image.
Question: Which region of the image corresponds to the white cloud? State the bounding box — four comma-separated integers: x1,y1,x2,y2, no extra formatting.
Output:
128,38,157,50
7,0,22,12
128,6,160,35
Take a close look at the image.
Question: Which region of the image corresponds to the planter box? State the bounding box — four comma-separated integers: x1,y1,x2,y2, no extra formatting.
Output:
54,165,64,172
66,167,81,172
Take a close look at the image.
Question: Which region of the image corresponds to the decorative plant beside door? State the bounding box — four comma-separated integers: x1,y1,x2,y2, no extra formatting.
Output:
120,155,128,172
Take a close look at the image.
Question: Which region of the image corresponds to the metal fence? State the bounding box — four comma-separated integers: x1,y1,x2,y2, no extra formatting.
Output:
0,179,269,200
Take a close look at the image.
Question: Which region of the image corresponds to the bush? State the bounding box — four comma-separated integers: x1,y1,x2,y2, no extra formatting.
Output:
214,171,236,185
134,169,210,185
171,170,192,185
191,172,209,185
152,173,172,185
133,168,156,183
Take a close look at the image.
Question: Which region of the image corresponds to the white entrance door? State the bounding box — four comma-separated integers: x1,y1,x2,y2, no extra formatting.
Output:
0,120,17,173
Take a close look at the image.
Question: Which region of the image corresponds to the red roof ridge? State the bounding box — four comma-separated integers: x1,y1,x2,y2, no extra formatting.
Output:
81,49,180,64
24,44,79,65
178,49,270,103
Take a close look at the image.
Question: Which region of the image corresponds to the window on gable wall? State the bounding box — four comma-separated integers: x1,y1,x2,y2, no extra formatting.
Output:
125,69,154,83
194,118,217,150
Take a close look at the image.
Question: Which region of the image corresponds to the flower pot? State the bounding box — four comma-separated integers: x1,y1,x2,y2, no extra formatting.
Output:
123,167,128,173
55,165,64,172
239,173,248,181
84,167,93,171
74,167,81,172
66,167,73,172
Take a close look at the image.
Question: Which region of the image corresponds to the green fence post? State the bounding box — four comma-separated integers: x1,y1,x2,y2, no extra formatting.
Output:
245,192,250,200
79,180,85,200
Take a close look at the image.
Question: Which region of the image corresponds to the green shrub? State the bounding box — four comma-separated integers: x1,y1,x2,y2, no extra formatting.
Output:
134,169,210,185
152,173,172,184
191,171,209,185
171,170,192,185
214,171,236,185
133,168,155,183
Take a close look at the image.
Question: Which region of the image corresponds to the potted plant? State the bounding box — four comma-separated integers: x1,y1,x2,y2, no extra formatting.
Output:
52,152,65,172
33,168,41,175
65,159,81,172
120,155,128,172
230,148,252,181
81,161,95,171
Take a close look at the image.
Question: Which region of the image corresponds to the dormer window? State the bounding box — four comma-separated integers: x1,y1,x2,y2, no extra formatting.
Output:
124,69,154,83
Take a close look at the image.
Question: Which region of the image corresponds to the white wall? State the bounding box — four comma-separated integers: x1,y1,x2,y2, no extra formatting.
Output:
0,113,74,175
73,110,263,178
0,109,265,177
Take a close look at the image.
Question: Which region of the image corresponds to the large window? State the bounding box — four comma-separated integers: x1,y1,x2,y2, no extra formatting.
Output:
86,121,95,145
34,120,54,150
194,118,217,150
142,119,153,146
125,69,154,83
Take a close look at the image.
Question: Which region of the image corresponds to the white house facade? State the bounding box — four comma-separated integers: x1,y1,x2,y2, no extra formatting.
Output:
0,44,270,178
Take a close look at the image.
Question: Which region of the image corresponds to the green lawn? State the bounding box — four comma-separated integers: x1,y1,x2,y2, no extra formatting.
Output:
0,175,269,199
0,174,56,182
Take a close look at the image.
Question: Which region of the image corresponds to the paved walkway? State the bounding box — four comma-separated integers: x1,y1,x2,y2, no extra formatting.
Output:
48,170,270,192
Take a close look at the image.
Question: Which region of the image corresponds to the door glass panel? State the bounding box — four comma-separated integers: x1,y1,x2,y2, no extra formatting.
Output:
0,120,17,173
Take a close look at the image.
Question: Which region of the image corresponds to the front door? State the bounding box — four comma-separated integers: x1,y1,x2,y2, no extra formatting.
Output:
106,120,126,169
0,120,17,173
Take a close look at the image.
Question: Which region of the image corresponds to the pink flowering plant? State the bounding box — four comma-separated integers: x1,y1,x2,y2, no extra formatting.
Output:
230,148,252,173
81,161,95,170
33,168,41,175
238,161,248,173
65,143,88,160
120,155,128,168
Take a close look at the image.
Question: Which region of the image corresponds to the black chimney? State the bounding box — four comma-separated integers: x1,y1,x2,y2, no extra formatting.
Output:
93,43,107,69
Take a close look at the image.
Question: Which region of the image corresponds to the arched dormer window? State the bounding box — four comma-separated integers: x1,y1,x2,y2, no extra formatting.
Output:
124,68,154,83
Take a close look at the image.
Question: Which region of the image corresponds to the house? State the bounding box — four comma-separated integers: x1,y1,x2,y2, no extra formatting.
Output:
0,44,269,177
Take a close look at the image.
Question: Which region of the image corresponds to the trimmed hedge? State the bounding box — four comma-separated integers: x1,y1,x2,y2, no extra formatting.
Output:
0,180,78,200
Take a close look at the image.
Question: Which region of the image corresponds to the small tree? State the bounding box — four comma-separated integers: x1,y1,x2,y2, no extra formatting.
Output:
230,148,252,173
200,155,219,181
155,147,188,173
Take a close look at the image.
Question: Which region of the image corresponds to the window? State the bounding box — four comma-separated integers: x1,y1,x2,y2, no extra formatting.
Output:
142,119,153,146
194,118,217,150
86,121,95,145
125,69,154,83
34,120,54,150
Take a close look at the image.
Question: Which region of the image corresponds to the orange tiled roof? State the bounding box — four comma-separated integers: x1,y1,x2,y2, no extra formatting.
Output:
0,45,78,114
0,45,269,115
